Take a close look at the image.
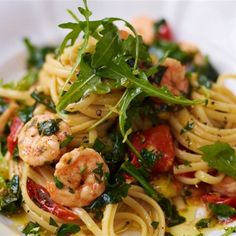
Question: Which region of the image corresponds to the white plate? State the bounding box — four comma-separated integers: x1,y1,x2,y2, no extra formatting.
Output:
1,0,236,235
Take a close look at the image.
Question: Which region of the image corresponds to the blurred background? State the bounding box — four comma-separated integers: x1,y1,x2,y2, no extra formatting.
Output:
0,0,236,81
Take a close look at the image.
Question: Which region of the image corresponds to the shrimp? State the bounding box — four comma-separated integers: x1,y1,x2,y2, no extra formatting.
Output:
212,176,236,197
160,57,189,96
131,16,155,45
47,147,109,207
18,113,72,167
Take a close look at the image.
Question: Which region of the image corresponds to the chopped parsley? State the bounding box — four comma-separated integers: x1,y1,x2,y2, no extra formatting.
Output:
49,217,59,227
180,121,194,134
151,221,159,229
37,119,60,136
209,203,236,218
195,218,211,229
54,176,64,189
56,223,80,236
22,222,41,236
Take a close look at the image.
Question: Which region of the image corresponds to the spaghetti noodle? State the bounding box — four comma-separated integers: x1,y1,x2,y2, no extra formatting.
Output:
1,1,236,236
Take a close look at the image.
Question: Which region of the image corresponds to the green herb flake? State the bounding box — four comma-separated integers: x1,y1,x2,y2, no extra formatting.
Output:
195,218,210,229
56,223,80,236
31,91,56,112
49,217,58,227
37,119,60,136
22,221,40,236
18,105,35,123
60,135,74,148
180,121,195,134
151,221,159,229
54,176,64,189
209,203,236,218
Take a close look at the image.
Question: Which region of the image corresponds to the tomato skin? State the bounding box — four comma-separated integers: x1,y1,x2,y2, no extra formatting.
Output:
202,194,236,209
27,178,78,221
130,125,175,173
7,117,24,155
155,21,173,41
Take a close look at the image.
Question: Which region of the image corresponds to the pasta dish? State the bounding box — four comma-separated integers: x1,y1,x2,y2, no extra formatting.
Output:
1,1,236,235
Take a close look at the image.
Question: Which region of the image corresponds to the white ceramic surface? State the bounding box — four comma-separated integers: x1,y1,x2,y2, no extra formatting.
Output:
1,0,236,235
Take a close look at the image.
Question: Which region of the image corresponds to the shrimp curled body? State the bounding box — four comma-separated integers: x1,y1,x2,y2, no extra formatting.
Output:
18,113,72,167
47,147,109,207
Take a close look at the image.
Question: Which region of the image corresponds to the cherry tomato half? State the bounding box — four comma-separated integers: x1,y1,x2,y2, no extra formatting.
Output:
130,124,175,173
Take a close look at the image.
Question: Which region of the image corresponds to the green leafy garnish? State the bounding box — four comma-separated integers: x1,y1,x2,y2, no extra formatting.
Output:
209,203,236,218
31,91,56,112
0,175,22,214
180,121,194,134
86,182,130,220
18,105,35,123
195,218,211,229
200,142,236,179
49,217,59,227
54,176,64,189
24,38,55,69
15,69,38,91
151,221,159,229
60,135,74,148
37,119,60,136
56,223,80,236
22,221,41,236
93,163,104,182
121,161,185,227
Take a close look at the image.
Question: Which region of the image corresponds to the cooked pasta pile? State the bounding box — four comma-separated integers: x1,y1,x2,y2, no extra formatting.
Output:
1,1,236,236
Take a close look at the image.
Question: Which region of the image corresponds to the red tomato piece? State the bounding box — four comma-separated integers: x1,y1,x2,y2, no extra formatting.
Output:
155,20,173,41
130,124,175,173
7,117,24,155
202,194,236,209
27,178,78,221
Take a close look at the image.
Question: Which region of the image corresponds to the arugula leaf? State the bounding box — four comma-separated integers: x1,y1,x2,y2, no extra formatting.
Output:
22,222,41,236
0,97,8,115
59,0,91,94
200,142,236,179
31,91,56,111
24,38,55,69
122,35,150,62
15,69,38,91
56,223,80,236
0,175,22,214
37,119,60,136
195,218,211,229
54,176,64,189
18,105,35,123
92,23,120,68
209,203,236,218
57,54,110,111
